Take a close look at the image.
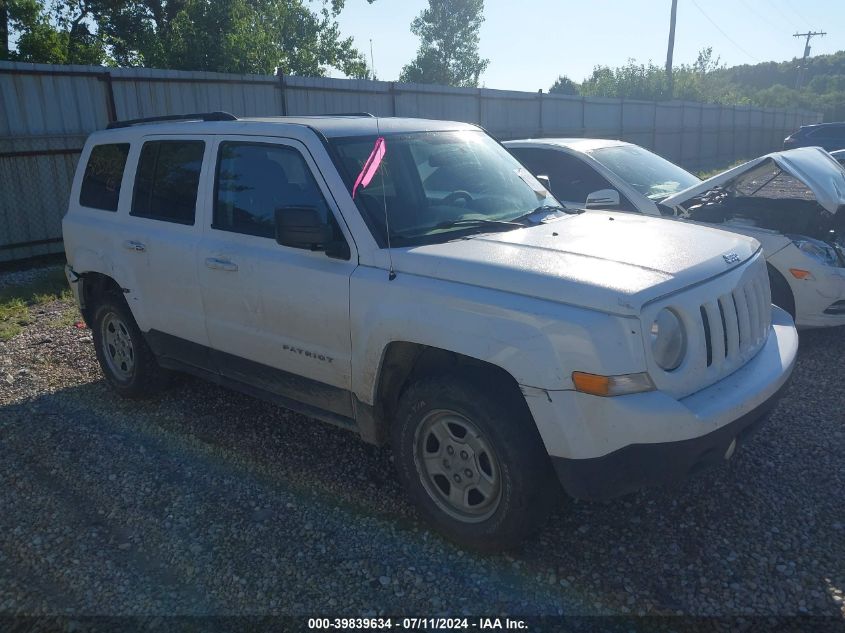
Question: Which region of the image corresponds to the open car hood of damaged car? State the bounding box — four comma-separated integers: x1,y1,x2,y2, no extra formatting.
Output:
662,146,845,216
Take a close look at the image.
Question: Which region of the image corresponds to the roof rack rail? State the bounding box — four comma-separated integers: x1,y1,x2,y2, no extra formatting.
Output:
107,111,238,129
323,112,375,117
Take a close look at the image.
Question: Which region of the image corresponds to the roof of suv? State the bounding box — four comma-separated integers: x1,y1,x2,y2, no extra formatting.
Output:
100,115,480,138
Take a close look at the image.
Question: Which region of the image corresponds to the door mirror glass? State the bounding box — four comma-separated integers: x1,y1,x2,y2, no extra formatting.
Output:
275,206,331,250
585,188,621,208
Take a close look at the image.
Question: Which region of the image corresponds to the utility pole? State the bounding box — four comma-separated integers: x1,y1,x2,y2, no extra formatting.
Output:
369,39,376,81
665,0,678,98
793,31,826,89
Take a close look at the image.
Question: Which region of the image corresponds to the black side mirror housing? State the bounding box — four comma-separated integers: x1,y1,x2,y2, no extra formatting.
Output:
275,206,331,249
275,206,350,260
657,202,677,217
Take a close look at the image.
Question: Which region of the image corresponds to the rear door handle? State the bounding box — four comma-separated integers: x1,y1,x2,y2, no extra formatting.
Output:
123,240,146,252
205,257,238,272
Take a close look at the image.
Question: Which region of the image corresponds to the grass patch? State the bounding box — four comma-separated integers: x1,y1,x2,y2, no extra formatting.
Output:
0,267,73,341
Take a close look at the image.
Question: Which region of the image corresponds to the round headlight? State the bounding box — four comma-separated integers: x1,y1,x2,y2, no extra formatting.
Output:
650,308,686,371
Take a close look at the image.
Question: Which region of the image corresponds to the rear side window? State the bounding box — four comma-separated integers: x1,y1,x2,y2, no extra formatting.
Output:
79,143,130,211
213,142,332,239
131,140,205,224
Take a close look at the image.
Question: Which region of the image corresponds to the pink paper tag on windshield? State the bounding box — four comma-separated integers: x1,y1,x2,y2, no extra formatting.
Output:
352,136,386,199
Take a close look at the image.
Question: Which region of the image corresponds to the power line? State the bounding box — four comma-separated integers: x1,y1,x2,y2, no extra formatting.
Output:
767,0,801,30
689,0,760,62
779,0,814,30
736,0,788,38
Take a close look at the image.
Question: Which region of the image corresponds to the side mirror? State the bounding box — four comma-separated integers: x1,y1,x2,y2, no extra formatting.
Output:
274,206,350,260
275,206,331,250
535,174,551,191
657,203,677,217
585,189,621,209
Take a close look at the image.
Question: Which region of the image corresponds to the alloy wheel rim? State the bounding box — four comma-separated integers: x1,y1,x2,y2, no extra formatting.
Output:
413,409,502,523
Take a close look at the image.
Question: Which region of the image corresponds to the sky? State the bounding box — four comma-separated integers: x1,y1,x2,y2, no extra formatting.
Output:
334,0,843,91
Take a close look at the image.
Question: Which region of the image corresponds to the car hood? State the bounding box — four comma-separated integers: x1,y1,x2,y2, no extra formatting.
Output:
662,146,845,215
389,211,760,316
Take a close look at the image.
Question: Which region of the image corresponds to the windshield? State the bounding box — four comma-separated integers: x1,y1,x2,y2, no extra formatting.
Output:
589,145,700,201
330,130,561,246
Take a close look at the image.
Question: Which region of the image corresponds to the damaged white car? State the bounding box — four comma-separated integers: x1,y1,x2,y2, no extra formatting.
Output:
506,140,845,328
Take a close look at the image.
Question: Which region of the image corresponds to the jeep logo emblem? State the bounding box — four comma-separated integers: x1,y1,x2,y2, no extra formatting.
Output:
722,252,741,264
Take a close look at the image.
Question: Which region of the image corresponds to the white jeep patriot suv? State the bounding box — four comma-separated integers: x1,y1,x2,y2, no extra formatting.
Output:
63,112,798,549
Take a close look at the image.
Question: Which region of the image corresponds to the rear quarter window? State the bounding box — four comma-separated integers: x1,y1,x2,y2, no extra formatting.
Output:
79,143,130,211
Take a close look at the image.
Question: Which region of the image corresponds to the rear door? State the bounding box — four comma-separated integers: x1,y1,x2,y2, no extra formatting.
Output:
196,136,357,416
120,136,211,349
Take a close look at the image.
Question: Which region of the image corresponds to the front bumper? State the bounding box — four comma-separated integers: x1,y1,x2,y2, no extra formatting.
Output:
772,249,845,329
550,380,787,500
524,306,798,501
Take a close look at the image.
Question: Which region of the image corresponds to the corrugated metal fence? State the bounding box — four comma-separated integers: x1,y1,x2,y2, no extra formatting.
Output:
0,60,822,263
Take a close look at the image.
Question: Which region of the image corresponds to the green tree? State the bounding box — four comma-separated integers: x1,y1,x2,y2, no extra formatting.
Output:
96,0,369,75
400,0,488,87
6,0,106,64
580,59,669,101
6,0,372,76
549,75,579,95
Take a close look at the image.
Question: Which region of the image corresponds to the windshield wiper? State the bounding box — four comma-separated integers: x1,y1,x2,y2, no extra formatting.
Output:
433,218,524,231
509,204,577,225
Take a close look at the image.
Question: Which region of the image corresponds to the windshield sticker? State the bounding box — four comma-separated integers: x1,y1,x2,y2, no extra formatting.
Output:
515,167,549,196
352,136,386,199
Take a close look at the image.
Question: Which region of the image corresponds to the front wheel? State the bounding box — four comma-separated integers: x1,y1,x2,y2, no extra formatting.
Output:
392,373,559,550
91,294,170,398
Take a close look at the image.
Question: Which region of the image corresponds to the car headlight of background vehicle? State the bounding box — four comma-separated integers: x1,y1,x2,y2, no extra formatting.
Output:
650,308,687,371
787,234,842,267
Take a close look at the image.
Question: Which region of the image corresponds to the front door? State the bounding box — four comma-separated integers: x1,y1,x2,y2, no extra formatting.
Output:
196,136,357,416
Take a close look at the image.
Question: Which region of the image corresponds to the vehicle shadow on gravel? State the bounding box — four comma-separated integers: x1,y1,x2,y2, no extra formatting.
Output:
1,327,843,616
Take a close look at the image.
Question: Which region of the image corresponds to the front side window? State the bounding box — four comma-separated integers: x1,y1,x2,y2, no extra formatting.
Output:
588,145,700,201
509,147,622,207
213,142,336,240
79,143,130,211
330,131,561,246
131,140,205,224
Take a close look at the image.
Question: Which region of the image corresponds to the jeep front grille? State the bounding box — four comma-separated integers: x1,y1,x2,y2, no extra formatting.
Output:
641,253,772,400
700,269,771,369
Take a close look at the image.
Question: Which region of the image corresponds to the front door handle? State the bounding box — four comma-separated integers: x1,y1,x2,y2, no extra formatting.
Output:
205,257,238,272
123,240,146,252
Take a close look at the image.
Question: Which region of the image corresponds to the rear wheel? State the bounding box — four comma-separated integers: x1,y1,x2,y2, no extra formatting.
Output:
91,294,170,398
392,372,559,550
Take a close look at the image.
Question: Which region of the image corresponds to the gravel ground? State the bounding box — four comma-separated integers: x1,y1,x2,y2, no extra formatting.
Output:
0,265,844,620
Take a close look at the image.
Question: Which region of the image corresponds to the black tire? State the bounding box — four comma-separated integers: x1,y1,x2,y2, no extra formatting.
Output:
91,292,170,398
767,264,796,319
391,371,559,551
